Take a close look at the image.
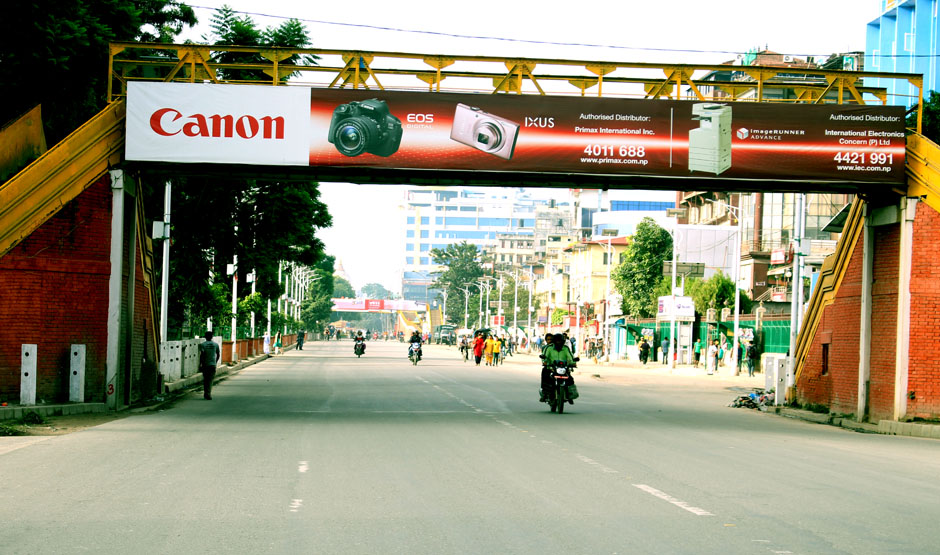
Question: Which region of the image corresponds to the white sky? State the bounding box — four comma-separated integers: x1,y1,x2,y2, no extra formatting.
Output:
177,0,881,293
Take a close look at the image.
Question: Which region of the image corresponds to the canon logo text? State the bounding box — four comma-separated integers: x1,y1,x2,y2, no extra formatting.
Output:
149,108,286,140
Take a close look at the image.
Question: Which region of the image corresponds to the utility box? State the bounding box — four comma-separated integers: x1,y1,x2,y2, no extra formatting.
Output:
762,354,790,404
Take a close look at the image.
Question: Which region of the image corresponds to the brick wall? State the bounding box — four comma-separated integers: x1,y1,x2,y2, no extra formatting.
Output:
907,206,940,418
868,224,900,422
0,176,113,403
797,231,863,416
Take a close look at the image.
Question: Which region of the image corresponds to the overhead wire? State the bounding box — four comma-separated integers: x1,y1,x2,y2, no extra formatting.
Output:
182,3,871,59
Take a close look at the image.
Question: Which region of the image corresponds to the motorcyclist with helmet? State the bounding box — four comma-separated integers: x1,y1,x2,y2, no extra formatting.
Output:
408,330,423,361
539,332,577,404
354,331,366,356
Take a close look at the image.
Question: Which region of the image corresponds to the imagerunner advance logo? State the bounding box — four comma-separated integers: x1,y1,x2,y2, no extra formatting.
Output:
736,126,804,142
149,108,286,139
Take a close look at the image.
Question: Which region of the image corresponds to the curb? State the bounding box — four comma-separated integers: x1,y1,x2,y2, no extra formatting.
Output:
770,407,940,439
0,403,108,422
1,349,281,421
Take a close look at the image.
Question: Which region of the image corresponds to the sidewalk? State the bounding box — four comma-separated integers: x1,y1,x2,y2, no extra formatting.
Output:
490,347,940,441
0,344,289,422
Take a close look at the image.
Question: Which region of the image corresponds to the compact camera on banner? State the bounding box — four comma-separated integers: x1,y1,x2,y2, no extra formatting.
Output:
328,99,402,157
450,103,519,160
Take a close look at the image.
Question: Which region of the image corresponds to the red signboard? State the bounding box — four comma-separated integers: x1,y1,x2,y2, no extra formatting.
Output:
127,82,907,184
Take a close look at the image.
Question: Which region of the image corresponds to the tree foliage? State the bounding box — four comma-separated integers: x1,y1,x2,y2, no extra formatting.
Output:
0,0,197,143
684,272,753,316
430,242,485,326
613,218,673,318
361,283,392,299
203,5,317,82
909,90,940,142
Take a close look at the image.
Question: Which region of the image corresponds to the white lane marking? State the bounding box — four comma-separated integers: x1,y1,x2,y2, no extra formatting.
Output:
289,499,303,513
576,454,620,474
298,461,308,473
633,484,714,516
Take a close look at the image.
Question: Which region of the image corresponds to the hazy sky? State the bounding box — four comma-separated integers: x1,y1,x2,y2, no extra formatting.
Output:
176,0,881,292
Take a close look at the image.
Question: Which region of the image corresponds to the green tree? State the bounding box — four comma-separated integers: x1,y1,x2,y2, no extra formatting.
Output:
0,0,197,144
164,177,332,337
301,255,338,331
333,276,356,298
613,218,673,318
685,272,752,317
430,242,485,326
361,283,392,299
203,4,317,82
909,90,940,142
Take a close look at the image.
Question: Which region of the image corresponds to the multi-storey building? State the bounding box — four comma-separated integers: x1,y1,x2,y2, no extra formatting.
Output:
678,191,850,302
866,0,935,106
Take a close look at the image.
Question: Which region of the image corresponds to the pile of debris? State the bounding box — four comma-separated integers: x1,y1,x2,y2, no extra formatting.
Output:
730,389,774,410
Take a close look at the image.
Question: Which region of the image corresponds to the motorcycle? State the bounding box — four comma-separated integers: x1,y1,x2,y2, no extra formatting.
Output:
543,359,579,413
408,342,422,365
354,339,366,357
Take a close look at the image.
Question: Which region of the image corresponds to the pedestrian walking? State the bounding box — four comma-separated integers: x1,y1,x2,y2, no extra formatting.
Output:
707,340,719,375
693,338,702,368
484,334,496,366
297,329,305,350
639,339,651,365
746,342,759,377
472,332,485,366
198,331,221,400
661,338,669,365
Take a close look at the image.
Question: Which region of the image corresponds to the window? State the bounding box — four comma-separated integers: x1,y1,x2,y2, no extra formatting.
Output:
406,257,414,264
420,230,429,238
603,253,609,265
420,244,430,252
407,216,415,225
406,244,414,251
421,217,429,225
611,200,675,212
821,344,829,376
420,257,430,265
460,206,476,212
406,230,414,238
435,217,443,225
620,252,627,264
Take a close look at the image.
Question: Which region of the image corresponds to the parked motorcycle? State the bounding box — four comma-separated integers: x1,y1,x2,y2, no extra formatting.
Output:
543,359,579,413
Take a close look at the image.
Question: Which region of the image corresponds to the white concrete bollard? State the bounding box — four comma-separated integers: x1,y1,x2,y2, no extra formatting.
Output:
70,344,86,402
21,344,37,406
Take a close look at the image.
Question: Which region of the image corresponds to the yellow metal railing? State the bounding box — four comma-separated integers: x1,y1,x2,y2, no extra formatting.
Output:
107,42,924,130
0,100,125,258
905,133,940,213
793,197,866,384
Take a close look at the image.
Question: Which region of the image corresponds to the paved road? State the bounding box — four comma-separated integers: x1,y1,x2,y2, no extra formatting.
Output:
2,340,939,554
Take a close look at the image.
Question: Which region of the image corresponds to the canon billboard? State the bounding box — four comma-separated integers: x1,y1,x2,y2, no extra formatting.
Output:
126,82,907,184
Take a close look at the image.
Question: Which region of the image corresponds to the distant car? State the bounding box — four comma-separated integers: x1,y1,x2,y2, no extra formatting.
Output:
435,325,457,345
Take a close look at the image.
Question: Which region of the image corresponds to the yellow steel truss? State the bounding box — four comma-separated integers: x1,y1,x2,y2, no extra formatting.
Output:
107,42,924,132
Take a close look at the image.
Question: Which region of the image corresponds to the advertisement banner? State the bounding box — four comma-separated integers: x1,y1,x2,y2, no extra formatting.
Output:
657,296,696,321
126,82,311,166
332,298,423,312
126,83,907,183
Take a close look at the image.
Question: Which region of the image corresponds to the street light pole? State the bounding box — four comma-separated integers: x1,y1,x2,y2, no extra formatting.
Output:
708,199,743,375
459,286,470,329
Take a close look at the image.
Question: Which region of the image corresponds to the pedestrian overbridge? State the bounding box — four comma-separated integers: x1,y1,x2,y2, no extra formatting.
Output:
0,42,938,417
